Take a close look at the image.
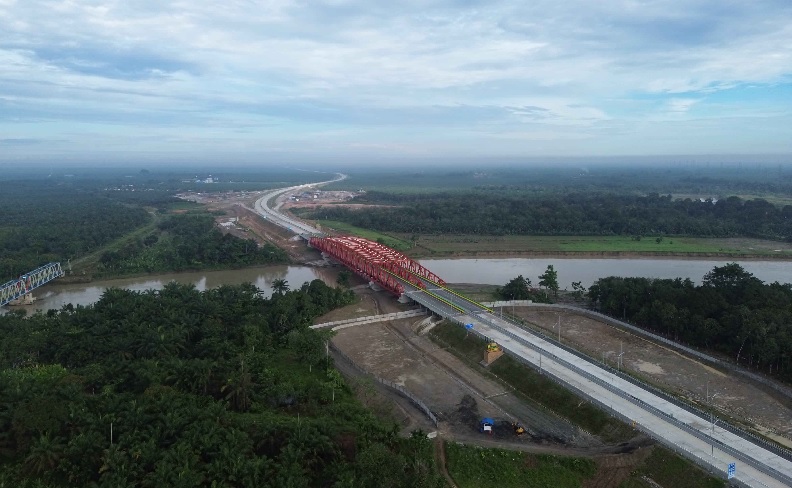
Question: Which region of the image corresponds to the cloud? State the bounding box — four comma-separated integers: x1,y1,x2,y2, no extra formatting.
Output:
0,0,790,162
666,98,701,113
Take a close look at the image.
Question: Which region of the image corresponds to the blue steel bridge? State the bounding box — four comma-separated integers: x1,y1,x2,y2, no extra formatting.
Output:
0,262,64,307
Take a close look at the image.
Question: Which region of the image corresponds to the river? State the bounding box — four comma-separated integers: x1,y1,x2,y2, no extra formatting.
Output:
4,258,791,314
2,266,341,315
419,257,792,289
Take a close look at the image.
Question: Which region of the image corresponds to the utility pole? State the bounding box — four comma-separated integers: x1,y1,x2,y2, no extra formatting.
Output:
557,314,561,343
707,383,720,457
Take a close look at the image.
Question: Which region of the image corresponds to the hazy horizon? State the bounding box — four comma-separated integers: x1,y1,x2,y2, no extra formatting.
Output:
1,1,791,164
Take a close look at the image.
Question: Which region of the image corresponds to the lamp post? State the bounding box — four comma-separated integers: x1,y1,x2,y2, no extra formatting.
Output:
707,382,721,457
555,314,561,343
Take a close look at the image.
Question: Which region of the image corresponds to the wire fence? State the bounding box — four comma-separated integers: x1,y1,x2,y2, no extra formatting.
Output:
328,341,438,427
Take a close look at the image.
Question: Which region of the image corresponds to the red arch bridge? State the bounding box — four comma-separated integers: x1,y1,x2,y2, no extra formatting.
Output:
309,235,792,486
0,262,65,307
309,235,447,296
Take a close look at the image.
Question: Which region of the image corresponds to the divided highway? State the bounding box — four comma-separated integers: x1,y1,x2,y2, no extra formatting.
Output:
252,172,346,235
405,277,792,488
253,177,792,487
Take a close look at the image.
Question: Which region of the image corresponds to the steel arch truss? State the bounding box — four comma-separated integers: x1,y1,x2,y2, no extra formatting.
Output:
1,262,65,306
310,236,445,296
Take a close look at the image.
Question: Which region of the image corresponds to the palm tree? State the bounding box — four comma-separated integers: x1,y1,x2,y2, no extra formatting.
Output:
272,279,289,295
222,358,253,411
23,433,66,476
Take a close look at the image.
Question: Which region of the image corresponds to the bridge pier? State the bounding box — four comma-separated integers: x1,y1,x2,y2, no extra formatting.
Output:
8,293,35,306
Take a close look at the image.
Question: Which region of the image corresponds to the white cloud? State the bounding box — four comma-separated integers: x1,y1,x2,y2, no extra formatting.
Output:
666,98,701,113
0,0,790,161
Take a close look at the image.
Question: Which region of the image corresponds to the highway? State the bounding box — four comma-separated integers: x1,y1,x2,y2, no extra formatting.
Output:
253,177,792,487
252,172,346,235
403,276,792,487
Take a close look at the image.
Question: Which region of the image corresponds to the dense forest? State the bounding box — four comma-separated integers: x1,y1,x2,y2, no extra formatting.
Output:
0,181,151,281
329,165,792,196
96,214,287,275
306,192,792,240
588,264,792,382
0,166,340,281
0,281,444,487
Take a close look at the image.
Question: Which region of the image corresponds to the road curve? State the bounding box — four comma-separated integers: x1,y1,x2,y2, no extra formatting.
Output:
252,172,346,235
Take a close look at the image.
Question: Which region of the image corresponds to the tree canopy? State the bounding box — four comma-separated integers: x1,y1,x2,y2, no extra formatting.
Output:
96,213,287,275
0,282,444,487
303,193,792,240
538,265,559,297
589,264,792,381
0,181,150,281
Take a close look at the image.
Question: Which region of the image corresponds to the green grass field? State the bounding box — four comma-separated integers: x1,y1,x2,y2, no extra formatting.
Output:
406,234,792,256
620,446,725,488
446,443,724,488
313,220,413,251
445,443,596,488
162,200,204,211
432,322,727,488
429,321,634,443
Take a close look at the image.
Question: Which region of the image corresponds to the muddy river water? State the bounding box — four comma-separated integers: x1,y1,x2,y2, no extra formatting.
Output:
5,257,792,314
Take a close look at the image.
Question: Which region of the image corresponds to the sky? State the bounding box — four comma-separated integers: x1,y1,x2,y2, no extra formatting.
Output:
1,0,791,165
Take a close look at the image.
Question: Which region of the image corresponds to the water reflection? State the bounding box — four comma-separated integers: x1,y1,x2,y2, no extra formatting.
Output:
420,258,792,289
4,258,791,315
4,266,340,315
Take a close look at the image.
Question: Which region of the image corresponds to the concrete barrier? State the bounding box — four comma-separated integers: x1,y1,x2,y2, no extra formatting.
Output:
311,309,426,330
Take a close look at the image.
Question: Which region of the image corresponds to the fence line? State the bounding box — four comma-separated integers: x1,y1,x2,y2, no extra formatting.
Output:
328,341,438,427
523,303,792,402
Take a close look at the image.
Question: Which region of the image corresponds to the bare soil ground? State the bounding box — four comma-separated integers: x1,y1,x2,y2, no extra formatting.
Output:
513,308,792,445
317,289,656,456
313,287,687,486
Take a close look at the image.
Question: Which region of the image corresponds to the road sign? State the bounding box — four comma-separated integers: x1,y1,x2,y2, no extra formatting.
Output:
465,323,473,330
727,462,735,479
